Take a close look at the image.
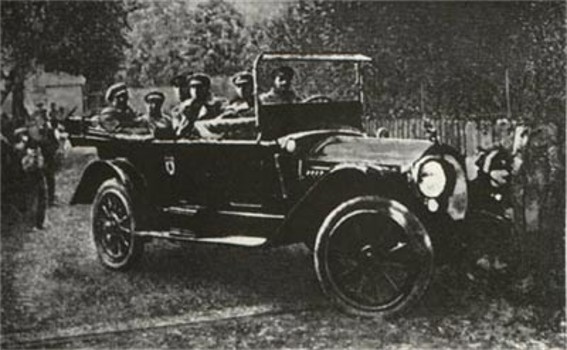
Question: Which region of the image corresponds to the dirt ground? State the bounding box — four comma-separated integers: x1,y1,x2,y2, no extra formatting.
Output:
1,148,565,349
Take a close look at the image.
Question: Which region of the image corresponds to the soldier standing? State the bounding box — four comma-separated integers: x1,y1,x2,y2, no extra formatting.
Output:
13,127,48,228
28,109,59,206
48,102,60,129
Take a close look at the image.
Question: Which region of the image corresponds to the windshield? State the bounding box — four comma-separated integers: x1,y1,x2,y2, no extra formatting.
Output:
253,53,371,140
256,61,362,105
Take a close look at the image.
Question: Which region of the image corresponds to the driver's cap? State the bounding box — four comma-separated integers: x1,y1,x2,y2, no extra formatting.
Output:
272,66,294,80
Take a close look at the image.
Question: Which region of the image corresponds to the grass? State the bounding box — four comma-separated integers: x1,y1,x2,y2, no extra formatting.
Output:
1,147,565,348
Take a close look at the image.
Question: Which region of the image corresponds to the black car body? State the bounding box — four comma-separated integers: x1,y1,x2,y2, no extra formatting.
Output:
66,53,512,317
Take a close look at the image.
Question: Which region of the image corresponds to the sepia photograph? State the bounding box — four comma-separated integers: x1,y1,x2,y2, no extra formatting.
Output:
1,0,565,348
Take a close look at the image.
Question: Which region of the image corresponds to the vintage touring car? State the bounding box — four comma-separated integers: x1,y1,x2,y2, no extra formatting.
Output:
65,53,517,317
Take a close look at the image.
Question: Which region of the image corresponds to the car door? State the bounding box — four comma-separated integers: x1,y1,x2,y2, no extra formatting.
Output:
126,140,178,206
172,139,281,208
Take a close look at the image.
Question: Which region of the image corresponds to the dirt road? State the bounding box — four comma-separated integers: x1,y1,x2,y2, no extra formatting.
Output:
1,148,564,348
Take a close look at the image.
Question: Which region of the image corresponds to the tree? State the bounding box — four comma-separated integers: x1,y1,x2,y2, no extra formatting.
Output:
257,1,565,121
125,0,251,87
1,0,130,121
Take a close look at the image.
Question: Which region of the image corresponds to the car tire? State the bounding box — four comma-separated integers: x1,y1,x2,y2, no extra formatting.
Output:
314,195,434,318
92,178,143,270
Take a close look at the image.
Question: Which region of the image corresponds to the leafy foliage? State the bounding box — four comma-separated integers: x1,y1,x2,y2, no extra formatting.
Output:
125,0,251,86
257,1,566,122
1,0,129,86
1,0,130,119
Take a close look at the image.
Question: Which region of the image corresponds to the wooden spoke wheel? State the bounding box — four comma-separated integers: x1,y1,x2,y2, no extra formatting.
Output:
314,196,434,317
92,179,143,270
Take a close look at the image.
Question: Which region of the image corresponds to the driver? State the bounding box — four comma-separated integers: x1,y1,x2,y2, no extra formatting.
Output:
259,66,301,105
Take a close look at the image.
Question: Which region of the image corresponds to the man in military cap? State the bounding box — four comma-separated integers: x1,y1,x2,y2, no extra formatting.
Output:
28,106,59,206
171,73,224,138
191,71,257,140
259,66,301,105
12,124,48,228
98,82,146,133
31,102,47,121
171,71,193,103
223,71,254,116
142,90,174,138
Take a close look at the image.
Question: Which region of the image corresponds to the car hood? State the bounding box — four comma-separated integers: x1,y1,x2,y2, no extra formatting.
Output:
308,135,433,170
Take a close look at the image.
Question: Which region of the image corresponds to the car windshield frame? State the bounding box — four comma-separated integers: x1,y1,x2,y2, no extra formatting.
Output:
252,52,372,139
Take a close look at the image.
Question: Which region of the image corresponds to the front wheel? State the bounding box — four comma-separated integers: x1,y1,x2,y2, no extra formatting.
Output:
314,196,434,318
92,179,143,270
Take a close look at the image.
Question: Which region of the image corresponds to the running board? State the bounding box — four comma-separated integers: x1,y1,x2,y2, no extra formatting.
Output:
135,230,268,247
163,206,285,220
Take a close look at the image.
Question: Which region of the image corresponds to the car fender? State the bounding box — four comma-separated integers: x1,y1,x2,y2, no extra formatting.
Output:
271,163,407,246
70,158,147,206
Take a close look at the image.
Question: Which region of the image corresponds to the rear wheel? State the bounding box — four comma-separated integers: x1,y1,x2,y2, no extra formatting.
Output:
314,195,434,318
92,179,143,270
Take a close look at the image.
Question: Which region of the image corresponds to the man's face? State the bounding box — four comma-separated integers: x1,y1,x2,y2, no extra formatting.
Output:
114,93,129,108
189,84,208,101
147,100,162,116
274,74,291,92
34,115,46,129
178,85,190,102
235,82,253,99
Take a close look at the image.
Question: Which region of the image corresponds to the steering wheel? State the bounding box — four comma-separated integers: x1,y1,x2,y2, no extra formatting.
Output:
302,95,333,104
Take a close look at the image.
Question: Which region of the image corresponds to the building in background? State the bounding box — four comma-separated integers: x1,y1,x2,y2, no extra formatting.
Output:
26,67,86,115
1,66,86,119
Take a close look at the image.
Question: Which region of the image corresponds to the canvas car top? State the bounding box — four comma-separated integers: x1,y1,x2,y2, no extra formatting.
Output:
259,52,372,62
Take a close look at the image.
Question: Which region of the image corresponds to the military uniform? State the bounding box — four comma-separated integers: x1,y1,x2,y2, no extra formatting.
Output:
12,127,48,227
170,74,225,138
259,66,301,105
171,71,193,103
98,83,148,133
259,88,300,105
99,105,140,132
142,91,174,139
28,109,59,206
221,71,255,118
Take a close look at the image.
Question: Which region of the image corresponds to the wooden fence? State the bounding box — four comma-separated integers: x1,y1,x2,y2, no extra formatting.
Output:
363,117,519,156
363,117,564,279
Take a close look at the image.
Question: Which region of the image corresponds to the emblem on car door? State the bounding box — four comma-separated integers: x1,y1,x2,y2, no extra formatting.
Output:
164,156,175,176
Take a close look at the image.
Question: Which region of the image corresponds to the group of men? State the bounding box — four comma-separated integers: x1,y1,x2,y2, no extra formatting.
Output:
1,102,66,229
95,66,300,140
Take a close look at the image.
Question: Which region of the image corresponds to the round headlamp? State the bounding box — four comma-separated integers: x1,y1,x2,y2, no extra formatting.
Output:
417,160,447,198
284,138,297,153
